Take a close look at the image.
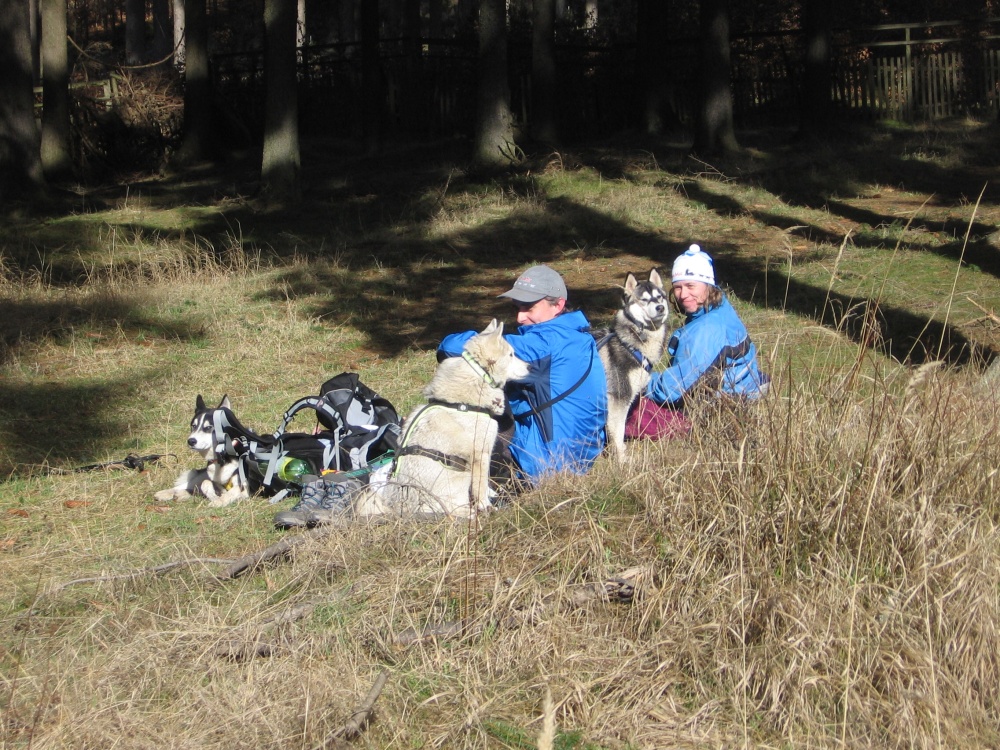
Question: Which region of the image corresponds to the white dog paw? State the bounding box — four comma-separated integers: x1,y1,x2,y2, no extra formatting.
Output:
154,489,191,502
199,480,220,499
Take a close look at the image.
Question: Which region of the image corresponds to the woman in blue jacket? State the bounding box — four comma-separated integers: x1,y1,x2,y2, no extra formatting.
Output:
439,265,607,484
630,245,768,439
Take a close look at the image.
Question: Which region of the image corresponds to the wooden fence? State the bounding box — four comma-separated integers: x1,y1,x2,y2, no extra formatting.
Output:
43,19,1000,134
828,19,1000,121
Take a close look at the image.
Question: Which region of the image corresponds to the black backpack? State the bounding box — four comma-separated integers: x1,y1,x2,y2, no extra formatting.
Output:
214,373,402,500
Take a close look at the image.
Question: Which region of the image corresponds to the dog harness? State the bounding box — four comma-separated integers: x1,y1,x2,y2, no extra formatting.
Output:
391,399,498,476
596,331,653,373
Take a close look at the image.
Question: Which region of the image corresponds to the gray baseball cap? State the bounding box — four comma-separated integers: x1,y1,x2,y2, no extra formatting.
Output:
498,265,568,304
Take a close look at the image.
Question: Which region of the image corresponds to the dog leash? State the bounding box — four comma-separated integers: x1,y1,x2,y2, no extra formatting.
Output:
53,453,174,474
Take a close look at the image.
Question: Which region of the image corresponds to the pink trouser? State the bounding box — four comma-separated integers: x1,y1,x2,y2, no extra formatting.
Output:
623,396,692,441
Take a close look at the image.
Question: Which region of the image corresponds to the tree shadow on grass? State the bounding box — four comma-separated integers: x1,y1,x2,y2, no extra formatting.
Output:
253,169,995,369
0,297,209,367
0,378,157,477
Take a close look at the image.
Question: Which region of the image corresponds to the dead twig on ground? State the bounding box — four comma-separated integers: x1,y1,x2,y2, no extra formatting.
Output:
217,513,458,581
45,558,235,596
309,670,390,750
213,601,322,660
218,525,338,580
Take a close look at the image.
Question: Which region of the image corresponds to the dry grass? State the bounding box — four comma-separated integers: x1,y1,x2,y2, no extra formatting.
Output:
4,362,999,748
3,123,1000,748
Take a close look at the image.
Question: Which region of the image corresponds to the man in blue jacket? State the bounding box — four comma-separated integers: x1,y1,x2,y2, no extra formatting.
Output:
438,265,607,485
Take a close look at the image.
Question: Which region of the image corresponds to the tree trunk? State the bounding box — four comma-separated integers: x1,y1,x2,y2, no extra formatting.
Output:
693,0,738,155
636,0,681,135
150,0,172,66
798,0,832,136
386,0,402,38
173,0,185,68
402,0,423,132
427,0,443,38
531,0,558,145
360,0,381,152
473,0,515,168
30,0,41,83
126,0,146,65
338,0,356,44
41,0,72,182
296,0,306,48
455,0,475,34
0,0,45,200
261,0,301,204
174,0,213,164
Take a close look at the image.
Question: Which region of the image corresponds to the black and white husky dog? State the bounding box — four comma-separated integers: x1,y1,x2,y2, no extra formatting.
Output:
153,395,250,506
596,269,671,460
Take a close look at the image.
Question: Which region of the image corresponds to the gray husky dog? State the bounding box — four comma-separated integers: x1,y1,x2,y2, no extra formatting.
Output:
153,395,250,506
355,319,530,518
596,269,670,460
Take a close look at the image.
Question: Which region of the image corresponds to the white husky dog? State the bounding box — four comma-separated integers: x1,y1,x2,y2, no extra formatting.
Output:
355,320,530,519
153,395,250,507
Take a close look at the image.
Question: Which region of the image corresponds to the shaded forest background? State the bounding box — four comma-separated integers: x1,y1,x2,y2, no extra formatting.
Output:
6,0,1000,198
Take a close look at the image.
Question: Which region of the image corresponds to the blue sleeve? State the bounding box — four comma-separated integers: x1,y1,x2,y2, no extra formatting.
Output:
647,367,686,406
438,331,476,359
646,323,725,405
440,328,541,364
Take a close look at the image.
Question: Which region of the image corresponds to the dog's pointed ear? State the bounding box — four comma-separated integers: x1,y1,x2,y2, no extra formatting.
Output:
219,395,231,410
649,268,663,287
482,318,499,335
624,273,638,293
196,394,206,410
494,321,504,336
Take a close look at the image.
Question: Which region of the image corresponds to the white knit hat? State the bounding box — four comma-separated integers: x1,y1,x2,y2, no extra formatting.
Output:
671,244,716,286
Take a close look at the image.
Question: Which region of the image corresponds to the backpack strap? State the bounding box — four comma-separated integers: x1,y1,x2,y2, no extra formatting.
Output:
210,409,268,494
341,422,400,471
275,395,342,438
512,348,595,439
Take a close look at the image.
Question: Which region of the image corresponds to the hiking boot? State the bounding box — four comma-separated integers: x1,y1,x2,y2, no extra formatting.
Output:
272,475,364,529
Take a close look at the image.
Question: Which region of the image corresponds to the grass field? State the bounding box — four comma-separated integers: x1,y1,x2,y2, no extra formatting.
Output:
2,120,1000,748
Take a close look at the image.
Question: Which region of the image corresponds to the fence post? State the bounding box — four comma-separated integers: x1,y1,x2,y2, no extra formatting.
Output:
905,26,913,119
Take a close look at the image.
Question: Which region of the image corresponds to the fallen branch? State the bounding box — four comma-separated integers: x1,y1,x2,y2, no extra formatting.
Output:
967,297,1000,325
214,638,278,661
48,453,174,474
218,525,337,580
310,670,390,750
46,558,235,595
217,513,459,580
212,601,321,660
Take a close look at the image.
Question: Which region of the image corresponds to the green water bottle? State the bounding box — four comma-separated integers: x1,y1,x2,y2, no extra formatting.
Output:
277,457,310,482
